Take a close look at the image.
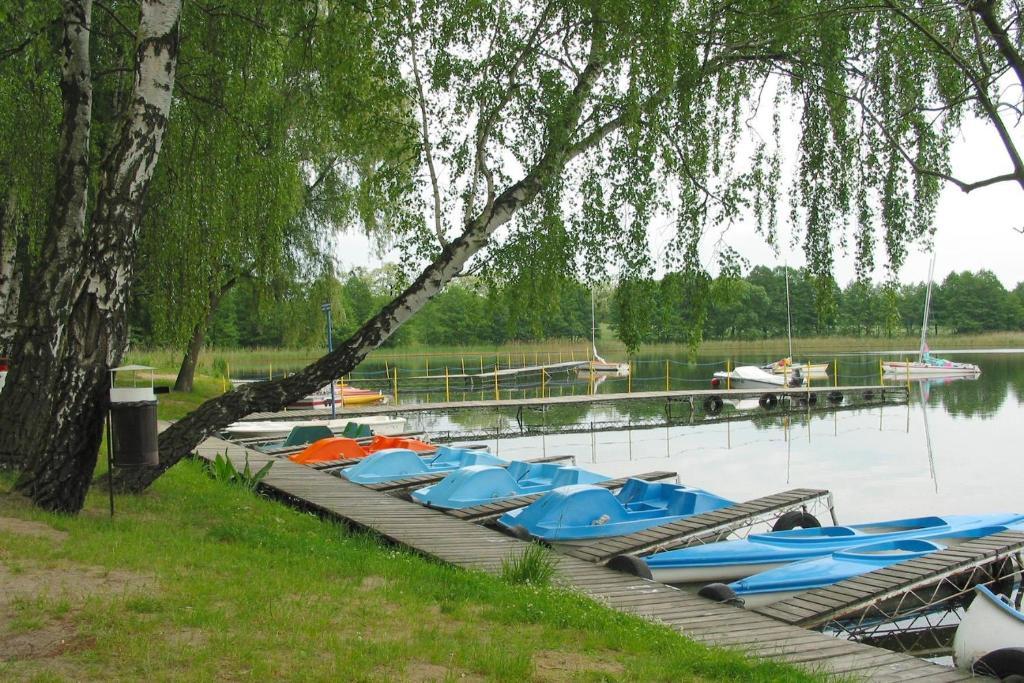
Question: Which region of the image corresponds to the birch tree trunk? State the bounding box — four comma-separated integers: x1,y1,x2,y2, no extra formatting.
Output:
0,0,94,473
11,0,182,511
0,191,23,356
112,33,611,493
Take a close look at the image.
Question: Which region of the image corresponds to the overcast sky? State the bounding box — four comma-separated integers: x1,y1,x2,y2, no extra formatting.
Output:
335,112,1022,289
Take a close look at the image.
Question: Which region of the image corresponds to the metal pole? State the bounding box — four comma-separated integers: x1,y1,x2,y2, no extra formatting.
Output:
322,303,336,419
785,265,794,362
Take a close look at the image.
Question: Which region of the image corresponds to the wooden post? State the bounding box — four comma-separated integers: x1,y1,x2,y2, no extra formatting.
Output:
665,360,670,392
726,358,731,390
445,366,450,402
393,367,399,403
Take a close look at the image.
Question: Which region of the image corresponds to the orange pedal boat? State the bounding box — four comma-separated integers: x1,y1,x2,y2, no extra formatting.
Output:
289,434,434,465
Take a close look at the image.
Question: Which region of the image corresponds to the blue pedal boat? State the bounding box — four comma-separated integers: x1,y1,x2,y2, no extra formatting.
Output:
642,513,1024,585
410,462,608,510
729,525,1015,608
496,479,735,543
340,446,506,485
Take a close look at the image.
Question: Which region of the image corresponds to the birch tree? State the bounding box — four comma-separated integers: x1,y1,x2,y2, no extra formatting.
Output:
114,0,966,494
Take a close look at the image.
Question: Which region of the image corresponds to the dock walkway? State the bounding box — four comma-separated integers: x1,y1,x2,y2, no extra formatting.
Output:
240,385,909,421
195,435,969,680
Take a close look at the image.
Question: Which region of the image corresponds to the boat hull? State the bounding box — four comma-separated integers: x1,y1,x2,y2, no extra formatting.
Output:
882,361,981,378
953,586,1024,670
223,415,406,439
649,561,786,585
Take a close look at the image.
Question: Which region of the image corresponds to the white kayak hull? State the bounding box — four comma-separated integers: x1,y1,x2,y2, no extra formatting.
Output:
649,561,786,585
953,586,1024,670
223,415,406,439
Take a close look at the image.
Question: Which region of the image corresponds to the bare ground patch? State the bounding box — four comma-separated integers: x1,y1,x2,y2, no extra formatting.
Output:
533,649,626,681
0,516,69,543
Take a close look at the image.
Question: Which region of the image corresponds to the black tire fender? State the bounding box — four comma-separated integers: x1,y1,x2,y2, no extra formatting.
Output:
508,525,533,541
827,391,844,403
772,510,822,532
703,396,724,415
972,647,1024,680
758,393,778,410
698,582,745,607
607,554,653,579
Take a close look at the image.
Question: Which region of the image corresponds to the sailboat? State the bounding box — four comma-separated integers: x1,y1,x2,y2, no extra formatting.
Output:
883,256,981,378
586,289,629,375
762,266,829,378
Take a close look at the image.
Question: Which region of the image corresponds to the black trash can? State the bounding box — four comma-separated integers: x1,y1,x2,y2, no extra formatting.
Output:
110,399,159,467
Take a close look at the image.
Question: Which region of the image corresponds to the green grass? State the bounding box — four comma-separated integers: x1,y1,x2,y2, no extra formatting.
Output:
0,462,827,682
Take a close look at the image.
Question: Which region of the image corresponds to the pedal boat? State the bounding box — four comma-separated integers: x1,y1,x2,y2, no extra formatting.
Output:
496,479,734,543
340,446,506,485
411,462,608,510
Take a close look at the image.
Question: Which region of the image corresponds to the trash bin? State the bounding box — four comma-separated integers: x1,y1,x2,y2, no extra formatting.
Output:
109,365,159,467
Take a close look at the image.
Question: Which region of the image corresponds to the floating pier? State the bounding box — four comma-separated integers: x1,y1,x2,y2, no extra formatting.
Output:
194,435,973,680
239,384,909,422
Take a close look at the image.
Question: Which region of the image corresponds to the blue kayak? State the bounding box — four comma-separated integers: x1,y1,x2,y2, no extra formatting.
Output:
730,524,1016,608
340,446,506,485
410,462,608,509
497,479,735,542
643,513,1024,585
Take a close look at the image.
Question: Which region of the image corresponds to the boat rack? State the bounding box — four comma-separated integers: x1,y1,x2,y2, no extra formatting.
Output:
564,489,836,567
444,471,679,523
755,530,1024,654
196,435,970,680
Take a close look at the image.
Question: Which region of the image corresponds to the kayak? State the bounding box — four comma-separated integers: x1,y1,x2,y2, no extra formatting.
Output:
223,415,407,439
496,479,734,543
411,462,608,510
642,513,1024,584
341,446,506,485
730,525,1014,608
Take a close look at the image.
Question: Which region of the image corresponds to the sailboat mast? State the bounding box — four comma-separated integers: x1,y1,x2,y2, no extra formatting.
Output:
919,255,936,361
785,266,794,361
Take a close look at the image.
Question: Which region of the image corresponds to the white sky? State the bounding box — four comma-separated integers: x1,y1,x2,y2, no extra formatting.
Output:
335,112,1023,290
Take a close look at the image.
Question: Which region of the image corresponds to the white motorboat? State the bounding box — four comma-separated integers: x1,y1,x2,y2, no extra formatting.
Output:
223,415,406,440
953,586,1024,677
711,365,805,390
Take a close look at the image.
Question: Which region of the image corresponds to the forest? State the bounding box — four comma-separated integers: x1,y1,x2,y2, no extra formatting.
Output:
125,266,1024,350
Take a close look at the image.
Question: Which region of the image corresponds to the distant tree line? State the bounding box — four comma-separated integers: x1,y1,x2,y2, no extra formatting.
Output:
613,266,1024,344
129,265,1023,350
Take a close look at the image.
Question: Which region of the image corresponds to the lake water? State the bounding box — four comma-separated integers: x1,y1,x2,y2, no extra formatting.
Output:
350,349,1024,526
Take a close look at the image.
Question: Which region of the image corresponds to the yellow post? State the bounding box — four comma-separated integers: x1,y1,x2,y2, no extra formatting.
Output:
479,355,484,373
665,360,670,392
425,357,429,376
834,359,839,388
589,361,595,395
445,366,450,402
393,367,399,403
507,352,512,368
461,357,466,375
269,362,272,380
494,365,499,401
628,362,633,393
726,358,731,390
522,352,526,367
806,361,811,388
541,366,546,397
571,348,575,361
879,358,884,385
534,351,538,365
558,350,562,363
905,357,910,391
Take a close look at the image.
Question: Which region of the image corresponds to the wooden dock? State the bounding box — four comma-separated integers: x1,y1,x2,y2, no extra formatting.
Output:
194,435,971,680
409,360,588,381
239,384,910,421
561,489,835,566
756,530,1024,630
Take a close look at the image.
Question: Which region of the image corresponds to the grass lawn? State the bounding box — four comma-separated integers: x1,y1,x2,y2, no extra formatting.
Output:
0,378,827,681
